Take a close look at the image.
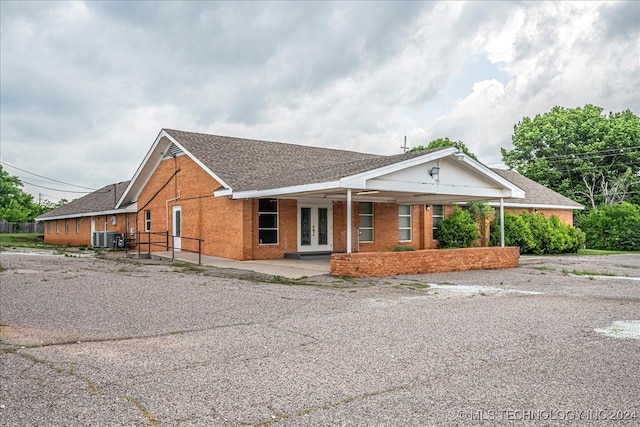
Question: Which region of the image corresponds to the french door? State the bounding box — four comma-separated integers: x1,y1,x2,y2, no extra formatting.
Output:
298,203,332,252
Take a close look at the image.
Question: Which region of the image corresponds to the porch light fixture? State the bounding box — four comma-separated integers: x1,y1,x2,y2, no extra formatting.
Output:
356,190,380,196
429,167,440,178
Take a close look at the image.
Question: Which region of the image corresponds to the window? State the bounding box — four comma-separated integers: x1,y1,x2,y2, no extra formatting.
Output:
399,205,412,241
47,222,51,234
432,205,444,239
76,218,81,234
56,221,60,234
144,210,151,232
359,202,374,242
65,220,69,234
258,199,278,244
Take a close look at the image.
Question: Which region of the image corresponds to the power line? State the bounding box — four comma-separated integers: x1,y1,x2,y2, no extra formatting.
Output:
1,161,98,191
19,179,100,194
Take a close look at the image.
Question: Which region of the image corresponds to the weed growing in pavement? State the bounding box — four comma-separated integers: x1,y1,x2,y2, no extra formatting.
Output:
394,283,430,291
533,265,555,271
570,269,616,277
268,275,317,286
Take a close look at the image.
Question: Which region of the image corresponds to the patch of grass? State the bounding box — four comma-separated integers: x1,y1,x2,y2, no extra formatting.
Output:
0,233,70,250
579,248,640,255
0,262,5,272
392,245,415,252
533,265,555,271
171,262,206,274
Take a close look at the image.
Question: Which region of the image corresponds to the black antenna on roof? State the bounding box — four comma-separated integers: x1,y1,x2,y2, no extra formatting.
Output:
401,135,409,153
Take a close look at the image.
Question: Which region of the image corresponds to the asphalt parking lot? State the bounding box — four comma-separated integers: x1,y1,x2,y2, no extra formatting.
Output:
1,250,639,426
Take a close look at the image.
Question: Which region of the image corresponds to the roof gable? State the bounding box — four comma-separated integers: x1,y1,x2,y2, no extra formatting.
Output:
37,181,131,221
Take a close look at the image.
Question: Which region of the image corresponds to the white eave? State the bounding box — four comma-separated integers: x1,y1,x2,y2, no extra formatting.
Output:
36,203,138,222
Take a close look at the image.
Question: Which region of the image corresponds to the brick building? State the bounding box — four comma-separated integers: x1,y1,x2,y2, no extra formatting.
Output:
38,129,582,274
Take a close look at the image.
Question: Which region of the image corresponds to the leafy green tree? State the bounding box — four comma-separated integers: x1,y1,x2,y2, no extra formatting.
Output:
578,202,640,251
435,206,479,248
410,137,478,160
0,165,41,222
502,105,640,208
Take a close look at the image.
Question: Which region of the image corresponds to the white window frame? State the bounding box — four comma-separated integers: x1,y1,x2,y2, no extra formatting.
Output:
144,210,151,232
358,202,374,243
56,221,60,234
432,204,444,239
258,199,279,245
65,219,69,234
76,218,81,234
398,205,412,242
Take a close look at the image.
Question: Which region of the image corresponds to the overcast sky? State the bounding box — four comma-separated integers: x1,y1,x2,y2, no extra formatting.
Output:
1,1,639,202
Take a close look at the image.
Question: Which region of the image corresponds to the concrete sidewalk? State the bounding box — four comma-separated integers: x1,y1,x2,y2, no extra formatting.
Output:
145,250,331,279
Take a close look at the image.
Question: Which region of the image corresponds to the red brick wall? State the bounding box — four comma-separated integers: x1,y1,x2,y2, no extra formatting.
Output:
137,154,250,259
43,213,131,246
330,246,520,277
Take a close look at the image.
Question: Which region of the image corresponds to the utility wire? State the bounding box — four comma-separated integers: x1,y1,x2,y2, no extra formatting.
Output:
1,161,98,191
19,180,109,194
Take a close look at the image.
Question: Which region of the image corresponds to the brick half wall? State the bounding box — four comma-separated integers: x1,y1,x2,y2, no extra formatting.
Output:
330,247,520,277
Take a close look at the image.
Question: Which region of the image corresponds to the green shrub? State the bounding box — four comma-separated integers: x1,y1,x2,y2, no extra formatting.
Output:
436,206,479,248
578,202,640,251
392,245,415,252
490,213,535,251
491,212,584,254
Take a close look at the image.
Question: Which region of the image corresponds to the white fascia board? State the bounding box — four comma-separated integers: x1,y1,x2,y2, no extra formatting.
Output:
485,201,585,210
168,135,233,191
36,207,135,222
115,129,172,209
214,188,233,197
230,181,342,199
455,154,526,199
339,147,457,188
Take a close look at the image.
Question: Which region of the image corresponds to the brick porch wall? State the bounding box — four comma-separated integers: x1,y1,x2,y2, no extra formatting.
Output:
330,246,520,277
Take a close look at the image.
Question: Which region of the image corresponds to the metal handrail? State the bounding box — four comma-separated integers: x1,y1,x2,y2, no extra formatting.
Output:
171,234,204,265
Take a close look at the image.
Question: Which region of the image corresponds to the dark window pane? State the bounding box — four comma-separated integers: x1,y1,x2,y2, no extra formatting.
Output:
259,199,278,212
259,214,278,229
259,229,278,244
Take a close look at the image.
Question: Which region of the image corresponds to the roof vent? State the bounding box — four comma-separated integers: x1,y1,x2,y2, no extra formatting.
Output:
163,143,184,159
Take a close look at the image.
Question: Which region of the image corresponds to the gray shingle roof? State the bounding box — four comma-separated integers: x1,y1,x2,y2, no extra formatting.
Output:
491,169,583,208
164,129,441,191
37,181,131,220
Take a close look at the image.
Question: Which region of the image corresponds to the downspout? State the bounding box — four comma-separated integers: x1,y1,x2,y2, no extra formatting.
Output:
500,197,505,247
346,188,352,254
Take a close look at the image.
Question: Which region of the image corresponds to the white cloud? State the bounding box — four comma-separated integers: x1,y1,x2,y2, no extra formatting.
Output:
1,1,638,201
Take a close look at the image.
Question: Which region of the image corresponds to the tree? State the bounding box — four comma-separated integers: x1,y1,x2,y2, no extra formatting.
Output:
410,137,478,160
0,165,42,222
502,105,640,208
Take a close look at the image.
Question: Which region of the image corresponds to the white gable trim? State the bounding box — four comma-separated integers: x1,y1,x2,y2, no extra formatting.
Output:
116,129,234,209
339,147,458,188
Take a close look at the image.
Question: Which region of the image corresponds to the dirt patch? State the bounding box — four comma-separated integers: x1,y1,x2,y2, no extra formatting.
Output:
0,324,80,347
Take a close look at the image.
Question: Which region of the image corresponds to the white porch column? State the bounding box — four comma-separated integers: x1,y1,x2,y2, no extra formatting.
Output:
500,197,505,247
346,188,352,254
